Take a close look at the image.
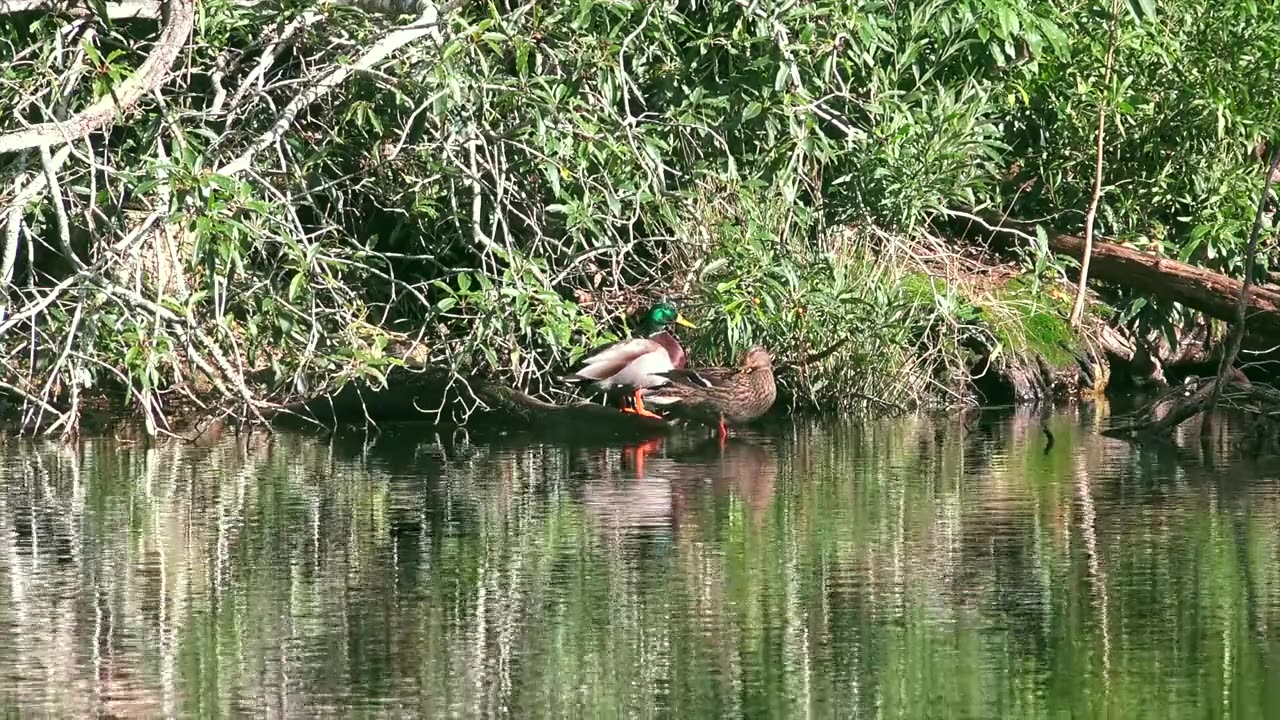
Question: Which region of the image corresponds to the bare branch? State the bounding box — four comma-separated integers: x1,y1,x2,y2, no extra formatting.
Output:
1069,0,1121,327
0,0,194,153
217,2,448,176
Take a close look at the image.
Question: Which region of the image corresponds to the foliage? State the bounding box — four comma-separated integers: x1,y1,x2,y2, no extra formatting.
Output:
674,182,977,412
1,0,1278,431
998,0,1280,336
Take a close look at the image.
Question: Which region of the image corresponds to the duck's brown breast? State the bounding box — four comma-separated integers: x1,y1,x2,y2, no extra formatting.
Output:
650,331,687,368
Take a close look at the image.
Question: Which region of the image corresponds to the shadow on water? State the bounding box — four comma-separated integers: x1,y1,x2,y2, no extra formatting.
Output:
1,407,1280,717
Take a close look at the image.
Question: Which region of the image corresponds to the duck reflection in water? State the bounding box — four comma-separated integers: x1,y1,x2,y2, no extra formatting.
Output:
580,434,778,538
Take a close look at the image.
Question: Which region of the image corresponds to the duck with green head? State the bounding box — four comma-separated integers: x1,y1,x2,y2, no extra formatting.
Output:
561,302,697,418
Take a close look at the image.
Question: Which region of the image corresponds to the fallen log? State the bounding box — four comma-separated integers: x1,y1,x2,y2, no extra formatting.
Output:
951,211,1280,338
266,336,852,432
268,364,673,441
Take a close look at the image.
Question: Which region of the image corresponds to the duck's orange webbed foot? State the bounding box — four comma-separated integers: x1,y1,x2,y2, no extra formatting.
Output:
630,390,664,420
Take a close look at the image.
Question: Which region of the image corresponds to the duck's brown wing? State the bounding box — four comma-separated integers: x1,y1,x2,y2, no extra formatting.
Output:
658,366,739,389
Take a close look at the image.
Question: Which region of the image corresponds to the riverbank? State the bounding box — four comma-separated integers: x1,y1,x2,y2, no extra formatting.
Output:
0,228,1241,439
3,0,1276,438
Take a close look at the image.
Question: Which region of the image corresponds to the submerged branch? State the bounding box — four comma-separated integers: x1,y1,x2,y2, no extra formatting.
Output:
1101,370,1275,439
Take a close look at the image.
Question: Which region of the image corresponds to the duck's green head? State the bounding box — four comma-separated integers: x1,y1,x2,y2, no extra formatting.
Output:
641,302,696,334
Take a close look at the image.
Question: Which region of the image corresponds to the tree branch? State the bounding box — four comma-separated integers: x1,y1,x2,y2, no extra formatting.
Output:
0,0,194,153
0,0,161,19
216,1,450,176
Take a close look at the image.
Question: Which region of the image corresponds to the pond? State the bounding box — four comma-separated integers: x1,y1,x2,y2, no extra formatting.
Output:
0,407,1278,718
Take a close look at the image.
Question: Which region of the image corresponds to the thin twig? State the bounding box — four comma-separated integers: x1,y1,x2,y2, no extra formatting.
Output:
1069,0,1121,327
1206,143,1280,414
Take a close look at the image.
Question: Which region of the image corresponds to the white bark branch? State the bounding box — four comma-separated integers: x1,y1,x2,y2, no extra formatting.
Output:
0,0,161,19
1,146,73,289
0,0,194,153
222,10,325,115
217,1,447,176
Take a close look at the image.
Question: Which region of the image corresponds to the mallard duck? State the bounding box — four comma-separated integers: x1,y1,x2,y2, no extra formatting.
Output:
641,345,777,439
561,302,697,418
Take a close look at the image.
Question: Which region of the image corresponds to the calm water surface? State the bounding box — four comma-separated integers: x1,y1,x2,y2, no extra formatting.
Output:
1,408,1279,718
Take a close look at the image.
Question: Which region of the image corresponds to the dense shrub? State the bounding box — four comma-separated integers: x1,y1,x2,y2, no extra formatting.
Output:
1,0,1277,428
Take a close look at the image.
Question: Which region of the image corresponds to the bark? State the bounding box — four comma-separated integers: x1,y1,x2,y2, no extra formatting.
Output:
963,213,1280,338
270,364,674,441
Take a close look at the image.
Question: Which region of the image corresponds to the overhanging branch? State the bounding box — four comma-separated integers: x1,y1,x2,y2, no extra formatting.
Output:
0,0,161,19
0,0,193,153
216,0,450,176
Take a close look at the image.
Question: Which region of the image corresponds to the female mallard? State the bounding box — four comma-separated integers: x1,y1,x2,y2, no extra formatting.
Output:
562,302,697,418
641,345,777,439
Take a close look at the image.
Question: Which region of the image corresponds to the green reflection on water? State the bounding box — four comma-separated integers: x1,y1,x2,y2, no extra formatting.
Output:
0,408,1279,718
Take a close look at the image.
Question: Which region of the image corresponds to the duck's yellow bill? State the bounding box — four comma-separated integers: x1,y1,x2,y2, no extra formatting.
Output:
675,313,697,329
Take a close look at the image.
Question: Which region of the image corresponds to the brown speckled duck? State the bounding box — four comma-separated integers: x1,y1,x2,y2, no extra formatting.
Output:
641,345,777,439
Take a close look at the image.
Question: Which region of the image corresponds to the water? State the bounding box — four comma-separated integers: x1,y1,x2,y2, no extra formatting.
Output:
1,407,1279,718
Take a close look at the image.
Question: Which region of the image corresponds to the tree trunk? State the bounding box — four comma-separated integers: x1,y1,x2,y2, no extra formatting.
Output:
270,364,675,441
962,213,1280,338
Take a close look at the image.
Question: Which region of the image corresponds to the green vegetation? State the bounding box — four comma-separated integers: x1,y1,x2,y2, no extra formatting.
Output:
1,0,1277,429
986,276,1080,369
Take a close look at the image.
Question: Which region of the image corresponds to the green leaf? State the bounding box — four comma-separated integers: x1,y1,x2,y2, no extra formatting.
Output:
1038,18,1069,56
437,297,458,312
742,101,763,121
774,64,790,92
288,273,306,302
516,40,530,77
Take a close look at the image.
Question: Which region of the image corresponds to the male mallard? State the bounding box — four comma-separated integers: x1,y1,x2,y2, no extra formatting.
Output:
562,302,697,418
641,345,777,439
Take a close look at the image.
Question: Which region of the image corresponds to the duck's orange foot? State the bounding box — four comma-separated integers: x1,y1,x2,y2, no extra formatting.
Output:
630,391,664,420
